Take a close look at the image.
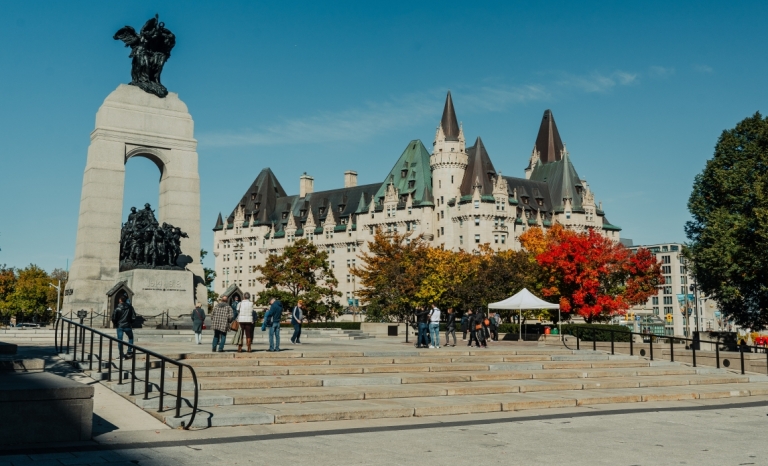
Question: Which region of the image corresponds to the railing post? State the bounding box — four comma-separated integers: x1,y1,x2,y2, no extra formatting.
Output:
576,328,580,350
670,337,674,363
143,353,151,400
610,330,614,355
629,333,634,356
118,348,124,385
175,365,184,419
740,345,745,375
765,349,767,375
107,341,113,382
692,341,697,367
81,326,86,362
89,331,94,371
159,360,166,412
98,335,103,373
592,328,596,352
59,318,64,353
66,322,71,355
650,337,654,361
130,352,137,396
716,343,720,369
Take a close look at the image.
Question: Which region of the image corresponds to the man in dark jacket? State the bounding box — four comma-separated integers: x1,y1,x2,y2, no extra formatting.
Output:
262,298,283,352
112,296,136,359
460,312,469,341
445,308,457,347
414,307,429,348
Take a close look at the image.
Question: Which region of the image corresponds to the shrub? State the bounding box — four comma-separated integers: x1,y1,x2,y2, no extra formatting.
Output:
279,322,361,330
560,324,631,342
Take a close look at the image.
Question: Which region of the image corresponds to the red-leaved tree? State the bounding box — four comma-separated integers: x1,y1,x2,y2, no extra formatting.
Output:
522,226,662,323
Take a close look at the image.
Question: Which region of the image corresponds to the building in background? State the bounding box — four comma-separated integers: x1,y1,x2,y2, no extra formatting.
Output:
212,92,621,308
626,243,722,336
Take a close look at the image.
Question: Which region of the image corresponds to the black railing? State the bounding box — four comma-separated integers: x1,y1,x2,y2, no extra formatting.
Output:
563,325,768,376
54,317,199,429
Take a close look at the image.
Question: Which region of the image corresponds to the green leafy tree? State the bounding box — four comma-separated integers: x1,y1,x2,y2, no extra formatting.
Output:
4,265,56,322
686,112,768,329
353,230,429,322
255,238,341,321
200,249,218,310
0,265,16,317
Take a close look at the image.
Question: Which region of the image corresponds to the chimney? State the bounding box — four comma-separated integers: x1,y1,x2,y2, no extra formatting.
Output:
300,173,314,198
344,170,358,188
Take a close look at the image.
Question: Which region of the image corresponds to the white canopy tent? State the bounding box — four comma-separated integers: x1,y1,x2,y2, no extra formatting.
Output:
488,288,561,341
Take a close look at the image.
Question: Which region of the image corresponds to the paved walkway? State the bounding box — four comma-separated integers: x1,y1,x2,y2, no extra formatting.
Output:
1,398,767,465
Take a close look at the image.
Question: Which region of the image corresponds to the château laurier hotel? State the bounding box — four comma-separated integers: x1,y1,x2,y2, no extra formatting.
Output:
212,92,621,305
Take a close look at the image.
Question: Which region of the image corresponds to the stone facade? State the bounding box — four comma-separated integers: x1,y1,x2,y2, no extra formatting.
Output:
627,243,721,337
212,92,621,307
64,84,206,314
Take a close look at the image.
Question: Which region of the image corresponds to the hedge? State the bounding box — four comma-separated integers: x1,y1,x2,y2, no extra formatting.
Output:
559,324,631,342
279,322,361,330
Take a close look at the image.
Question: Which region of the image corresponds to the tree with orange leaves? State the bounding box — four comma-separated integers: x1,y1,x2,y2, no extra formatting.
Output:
520,226,662,323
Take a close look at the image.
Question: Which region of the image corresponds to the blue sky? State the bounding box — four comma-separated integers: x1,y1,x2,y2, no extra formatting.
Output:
1,1,766,272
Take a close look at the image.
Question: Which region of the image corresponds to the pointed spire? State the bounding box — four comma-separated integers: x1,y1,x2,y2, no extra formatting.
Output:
534,109,565,164
440,91,460,142
460,137,496,196
213,212,223,231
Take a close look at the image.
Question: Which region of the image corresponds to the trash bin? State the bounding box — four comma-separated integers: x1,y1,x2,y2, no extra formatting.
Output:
552,328,559,335
544,327,551,335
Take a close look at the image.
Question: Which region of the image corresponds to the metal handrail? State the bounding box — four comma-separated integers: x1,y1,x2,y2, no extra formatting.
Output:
54,317,199,429
561,325,768,376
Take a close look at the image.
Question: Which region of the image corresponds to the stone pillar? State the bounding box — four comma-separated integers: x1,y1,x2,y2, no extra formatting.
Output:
65,84,206,313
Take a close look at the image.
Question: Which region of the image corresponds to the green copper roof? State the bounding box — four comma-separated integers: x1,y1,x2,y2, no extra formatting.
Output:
528,153,584,212
374,140,433,207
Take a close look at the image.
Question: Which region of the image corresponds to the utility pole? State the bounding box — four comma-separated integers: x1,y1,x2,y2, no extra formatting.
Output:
49,280,62,317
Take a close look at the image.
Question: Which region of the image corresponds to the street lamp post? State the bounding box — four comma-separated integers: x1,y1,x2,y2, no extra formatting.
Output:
49,280,62,317
689,283,700,333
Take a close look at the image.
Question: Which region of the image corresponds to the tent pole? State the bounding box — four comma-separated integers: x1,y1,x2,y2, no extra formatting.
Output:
519,309,522,341
559,308,562,342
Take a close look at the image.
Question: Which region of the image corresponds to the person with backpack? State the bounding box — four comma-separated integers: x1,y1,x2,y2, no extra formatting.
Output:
262,298,283,352
191,302,206,345
291,300,305,344
112,296,136,359
466,309,479,347
474,310,488,348
444,308,457,347
414,307,429,348
428,303,441,349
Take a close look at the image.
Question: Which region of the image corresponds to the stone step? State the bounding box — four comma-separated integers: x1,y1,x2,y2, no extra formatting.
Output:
154,381,768,428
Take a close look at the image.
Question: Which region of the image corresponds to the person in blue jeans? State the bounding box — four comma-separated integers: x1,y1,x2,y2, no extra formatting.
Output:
291,300,305,344
262,298,283,352
428,303,441,348
414,307,429,348
111,296,136,359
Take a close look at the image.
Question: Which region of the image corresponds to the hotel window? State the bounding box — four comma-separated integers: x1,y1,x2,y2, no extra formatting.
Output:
474,234,480,244
440,227,444,235
501,235,506,244
459,235,463,245
474,216,480,226
474,200,479,209
653,307,659,315
652,297,659,305
664,275,671,284
494,235,499,244
347,274,351,283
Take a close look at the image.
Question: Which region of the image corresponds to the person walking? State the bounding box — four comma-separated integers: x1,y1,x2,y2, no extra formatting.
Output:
461,311,469,341
466,310,478,347
428,303,441,348
237,292,255,353
488,313,499,342
291,300,305,344
415,307,429,348
475,310,488,348
112,296,136,359
191,302,206,345
445,308,457,347
262,298,283,352
211,295,234,352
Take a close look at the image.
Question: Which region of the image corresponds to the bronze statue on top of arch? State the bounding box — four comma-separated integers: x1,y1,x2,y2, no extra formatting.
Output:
114,15,176,98
120,204,189,272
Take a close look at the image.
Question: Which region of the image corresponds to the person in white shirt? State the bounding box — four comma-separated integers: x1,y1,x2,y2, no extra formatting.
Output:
237,292,255,353
428,303,441,348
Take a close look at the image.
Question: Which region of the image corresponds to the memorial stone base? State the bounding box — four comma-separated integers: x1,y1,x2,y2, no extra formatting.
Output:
118,269,195,318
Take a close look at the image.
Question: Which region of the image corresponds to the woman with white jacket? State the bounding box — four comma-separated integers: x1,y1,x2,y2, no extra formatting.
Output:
237,292,255,352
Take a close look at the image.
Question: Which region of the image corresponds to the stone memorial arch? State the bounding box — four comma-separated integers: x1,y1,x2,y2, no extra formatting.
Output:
64,84,205,313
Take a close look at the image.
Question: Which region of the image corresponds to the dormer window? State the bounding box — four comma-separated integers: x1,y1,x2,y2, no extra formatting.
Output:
401,169,408,178
408,180,415,189
251,193,256,200
537,200,543,206
523,198,529,204
300,209,307,217
282,212,288,219
338,205,345,212
319,207,325,215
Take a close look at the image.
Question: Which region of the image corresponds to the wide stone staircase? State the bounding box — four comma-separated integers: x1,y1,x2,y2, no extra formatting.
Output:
78,343,768,429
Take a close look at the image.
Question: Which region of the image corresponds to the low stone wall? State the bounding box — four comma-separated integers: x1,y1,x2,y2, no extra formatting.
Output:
361,322,406,337
0,372,93,445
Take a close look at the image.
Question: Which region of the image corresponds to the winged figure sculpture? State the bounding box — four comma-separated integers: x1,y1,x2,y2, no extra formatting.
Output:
114,15,176,98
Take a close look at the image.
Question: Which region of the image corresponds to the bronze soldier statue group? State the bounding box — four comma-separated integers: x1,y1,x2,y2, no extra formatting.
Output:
119,204,188,270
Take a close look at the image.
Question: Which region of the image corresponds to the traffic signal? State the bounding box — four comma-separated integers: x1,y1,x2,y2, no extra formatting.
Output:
665,314,673,323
